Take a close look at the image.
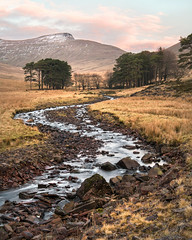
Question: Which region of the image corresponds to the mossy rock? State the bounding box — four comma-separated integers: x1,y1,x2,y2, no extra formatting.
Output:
76,174,112,200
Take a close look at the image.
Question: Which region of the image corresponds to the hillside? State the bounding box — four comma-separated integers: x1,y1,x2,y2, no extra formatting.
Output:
167,42,180,57
0,33,125,74
0,63,25,91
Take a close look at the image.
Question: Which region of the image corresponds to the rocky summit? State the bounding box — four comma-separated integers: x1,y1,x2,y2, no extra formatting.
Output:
0,33,125,73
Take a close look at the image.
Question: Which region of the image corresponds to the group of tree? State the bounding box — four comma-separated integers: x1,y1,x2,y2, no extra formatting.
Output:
109,33,192,89
73,73,103,90
178,33,192,70
109,48,179,88
23,58,72,90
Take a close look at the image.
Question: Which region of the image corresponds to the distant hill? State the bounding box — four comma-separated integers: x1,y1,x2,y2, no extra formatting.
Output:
0,33,125,74
166,42,181,58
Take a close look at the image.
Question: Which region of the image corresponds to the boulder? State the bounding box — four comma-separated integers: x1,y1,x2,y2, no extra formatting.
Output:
100,162,117,171
76,174,112,200
116,157,139,170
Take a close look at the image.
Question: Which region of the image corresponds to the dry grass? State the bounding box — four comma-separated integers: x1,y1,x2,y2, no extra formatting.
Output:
90,96,192,148
0,78,101,151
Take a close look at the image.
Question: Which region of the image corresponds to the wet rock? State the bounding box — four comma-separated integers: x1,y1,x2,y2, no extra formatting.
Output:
141,153,156,163
123,145,136,150
116,157,139,170
19,191,36,199
139,165,148,172
134,173,149,182
38,183,48,188
76,174,112,200
100,162,117,171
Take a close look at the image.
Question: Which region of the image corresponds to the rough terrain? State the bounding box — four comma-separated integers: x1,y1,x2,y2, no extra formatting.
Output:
0,84,191,240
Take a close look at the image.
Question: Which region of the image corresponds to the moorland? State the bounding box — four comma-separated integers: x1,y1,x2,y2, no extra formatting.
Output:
0,63,191,239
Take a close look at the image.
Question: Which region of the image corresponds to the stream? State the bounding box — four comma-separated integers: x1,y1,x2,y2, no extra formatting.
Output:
0,98,165,209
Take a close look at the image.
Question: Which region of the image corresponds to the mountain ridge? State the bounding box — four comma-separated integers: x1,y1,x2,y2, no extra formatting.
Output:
0,33,125,74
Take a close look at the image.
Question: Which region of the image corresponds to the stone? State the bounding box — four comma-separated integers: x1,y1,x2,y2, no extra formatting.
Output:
19,191,36,199
134,173,149,182
38,183,48,188
55,227,68,236
114,182,135,197
0,227,9,240
141,153,156,164
148,166,163,178
110,176,122,185
76,174,112,200
21,231,34,239
32,235,42,240
159,167,179,186
116,157,139,170
140,185,154,195
100,162,117,171
4,223,13,233
122,174,136,183
69,199,105,214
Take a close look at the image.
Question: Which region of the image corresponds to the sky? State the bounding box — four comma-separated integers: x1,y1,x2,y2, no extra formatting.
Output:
0,0,191,52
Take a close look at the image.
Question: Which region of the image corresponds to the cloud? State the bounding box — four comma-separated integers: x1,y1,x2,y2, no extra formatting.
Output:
0,0,177,51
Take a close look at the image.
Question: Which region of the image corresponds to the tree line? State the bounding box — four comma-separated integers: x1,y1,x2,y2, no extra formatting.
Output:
108,33,192,89
108,48,181,89
23,58,72,90
23,33,192,90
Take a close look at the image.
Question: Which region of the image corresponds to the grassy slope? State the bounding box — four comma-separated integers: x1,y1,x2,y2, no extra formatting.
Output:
87,79,192,240
90,80,192,152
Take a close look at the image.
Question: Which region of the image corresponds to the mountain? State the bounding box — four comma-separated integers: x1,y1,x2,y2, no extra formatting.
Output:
166,42,181,57
0,33,125,74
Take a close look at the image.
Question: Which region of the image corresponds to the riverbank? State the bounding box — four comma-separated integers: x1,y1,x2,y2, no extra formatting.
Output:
0,80,191,239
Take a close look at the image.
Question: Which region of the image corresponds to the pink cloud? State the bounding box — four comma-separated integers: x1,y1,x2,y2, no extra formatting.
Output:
0,1,178,51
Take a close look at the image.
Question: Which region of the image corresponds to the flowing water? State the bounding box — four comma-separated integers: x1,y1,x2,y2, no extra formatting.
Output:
0,99,165,207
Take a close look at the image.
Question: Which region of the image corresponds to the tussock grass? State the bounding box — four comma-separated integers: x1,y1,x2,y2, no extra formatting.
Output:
90,96,192,148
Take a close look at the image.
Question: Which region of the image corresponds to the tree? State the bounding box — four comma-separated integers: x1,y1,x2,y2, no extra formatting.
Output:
24,59,72,90
23,62,36,89
178,33,192,70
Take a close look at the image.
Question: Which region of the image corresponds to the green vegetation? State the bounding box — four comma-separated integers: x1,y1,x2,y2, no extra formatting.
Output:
23,58,72,90
109,48,179,88
179,33,192,70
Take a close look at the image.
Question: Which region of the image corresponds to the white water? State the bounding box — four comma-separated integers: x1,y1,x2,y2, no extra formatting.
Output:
0,100,164,206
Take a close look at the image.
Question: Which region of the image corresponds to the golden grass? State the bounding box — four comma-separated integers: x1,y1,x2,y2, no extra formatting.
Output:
0,78,101,151
90,96,192,148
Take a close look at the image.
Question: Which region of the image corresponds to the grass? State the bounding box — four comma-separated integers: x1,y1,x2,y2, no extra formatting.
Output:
0,78,102,151
90,94,192,149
